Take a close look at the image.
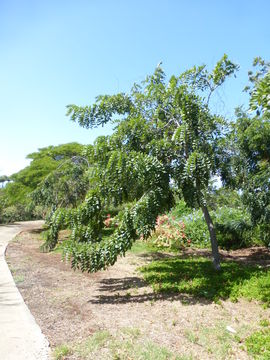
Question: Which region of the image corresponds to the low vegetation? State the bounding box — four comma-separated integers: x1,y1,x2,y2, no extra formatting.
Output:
54,328,191,360
245,327,270,359
140,257,270,305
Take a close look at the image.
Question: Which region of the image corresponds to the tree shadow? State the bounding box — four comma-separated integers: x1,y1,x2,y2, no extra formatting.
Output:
97,277,147,292
139,258,269,302
138,247,270,267
27,228,44,235
88,276,206,305
88,256,269,306
221,248,270,267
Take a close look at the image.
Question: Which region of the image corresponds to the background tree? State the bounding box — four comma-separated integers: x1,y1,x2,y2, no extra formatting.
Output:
227,58,270,246
0,175,10,188
0,142,85,223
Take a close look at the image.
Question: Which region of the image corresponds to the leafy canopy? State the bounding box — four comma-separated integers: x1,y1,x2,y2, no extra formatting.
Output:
45,55,239,272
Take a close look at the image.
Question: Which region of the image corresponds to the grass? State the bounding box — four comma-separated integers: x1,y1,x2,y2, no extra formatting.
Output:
128,240,160,254
8,265,25,284
184,322,244,359
54,345,71,360
245,328,270,359
53,328,192,360
139,257,270,305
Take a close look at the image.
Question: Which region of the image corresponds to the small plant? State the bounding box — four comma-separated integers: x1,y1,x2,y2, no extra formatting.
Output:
54,344,72,360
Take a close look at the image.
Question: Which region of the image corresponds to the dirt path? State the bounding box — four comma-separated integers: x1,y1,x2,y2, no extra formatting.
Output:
0,221,51,360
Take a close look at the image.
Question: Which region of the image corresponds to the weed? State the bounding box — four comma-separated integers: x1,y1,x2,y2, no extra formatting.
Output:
185,323,246,359
13,274,25,284
53,344,72,360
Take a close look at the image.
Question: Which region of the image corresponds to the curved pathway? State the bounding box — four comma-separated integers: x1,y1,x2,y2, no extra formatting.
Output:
0,221,51,360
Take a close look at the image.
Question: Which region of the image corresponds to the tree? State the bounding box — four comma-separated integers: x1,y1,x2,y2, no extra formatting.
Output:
41,56,238,271
227,58,270,246
31,156,89,209
0,143,85,222
52,55,238,272
0,175,10,188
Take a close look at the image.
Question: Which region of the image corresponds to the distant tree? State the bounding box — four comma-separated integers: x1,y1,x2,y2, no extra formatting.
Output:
226,58,270,246
0,175,10,188
31,156,89,209
1,143,85,222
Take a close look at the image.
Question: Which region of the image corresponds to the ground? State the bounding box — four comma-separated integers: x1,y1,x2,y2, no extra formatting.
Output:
6,226,270,360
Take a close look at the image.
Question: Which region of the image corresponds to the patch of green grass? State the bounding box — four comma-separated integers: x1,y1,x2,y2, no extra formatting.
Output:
8,266,25,284
185,322,252,359
259,319,270,327
53,344,72,360
55,328,192,360
13,274,25,284
74,330,111,358
139,257,270,305
129,240,160,254
245,328,270,359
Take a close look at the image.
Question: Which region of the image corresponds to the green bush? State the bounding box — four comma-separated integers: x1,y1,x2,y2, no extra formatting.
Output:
182,209,209,247
213,207,253,249
170,199,191,218
0,204,32,223
149,202,264,251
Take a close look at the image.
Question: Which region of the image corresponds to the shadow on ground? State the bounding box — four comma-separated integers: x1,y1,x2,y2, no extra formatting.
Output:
88,252,270,306
88,276,204,305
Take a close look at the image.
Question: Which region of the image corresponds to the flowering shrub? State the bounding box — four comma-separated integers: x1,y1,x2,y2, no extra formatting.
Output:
152,214,191,249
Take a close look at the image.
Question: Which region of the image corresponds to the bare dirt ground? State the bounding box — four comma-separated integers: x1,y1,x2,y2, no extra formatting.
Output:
6,227,270,360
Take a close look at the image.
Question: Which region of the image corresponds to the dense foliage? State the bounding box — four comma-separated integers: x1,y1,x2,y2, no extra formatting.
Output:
44,151,172,271
225,58,270,247
0,143,85,223
61,55,239,270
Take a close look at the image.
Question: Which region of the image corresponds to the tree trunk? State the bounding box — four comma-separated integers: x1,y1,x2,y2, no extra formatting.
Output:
201,204,221,270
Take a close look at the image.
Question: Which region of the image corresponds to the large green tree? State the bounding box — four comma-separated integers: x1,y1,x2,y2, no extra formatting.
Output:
226,58,270,246
0,142,85,223
58,55,238,271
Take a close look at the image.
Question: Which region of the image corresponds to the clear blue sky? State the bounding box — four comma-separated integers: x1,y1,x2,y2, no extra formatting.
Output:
0,0,269,175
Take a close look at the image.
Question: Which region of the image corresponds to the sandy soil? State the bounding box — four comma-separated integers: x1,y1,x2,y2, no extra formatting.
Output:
6,227,270,359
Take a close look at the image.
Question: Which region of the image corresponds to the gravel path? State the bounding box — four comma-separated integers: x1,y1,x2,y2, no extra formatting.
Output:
0,221,51,360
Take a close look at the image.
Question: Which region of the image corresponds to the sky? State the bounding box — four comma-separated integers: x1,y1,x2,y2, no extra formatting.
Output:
0,0,269,175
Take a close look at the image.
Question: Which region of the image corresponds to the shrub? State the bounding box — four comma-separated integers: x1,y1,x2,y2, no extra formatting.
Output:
151,215,191,250
182,209,210,247
149,204,263,251
0,204,32,223
213,207,255,249
170,199,191,218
